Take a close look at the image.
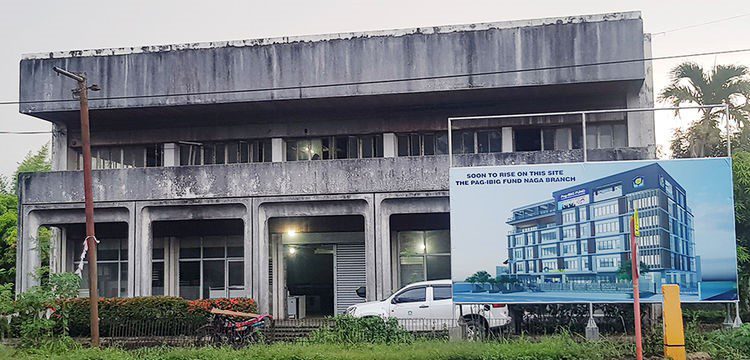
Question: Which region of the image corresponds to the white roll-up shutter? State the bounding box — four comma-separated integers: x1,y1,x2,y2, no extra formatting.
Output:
335,243,366,314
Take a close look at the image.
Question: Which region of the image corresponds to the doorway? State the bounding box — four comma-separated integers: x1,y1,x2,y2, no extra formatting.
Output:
285,244,334,317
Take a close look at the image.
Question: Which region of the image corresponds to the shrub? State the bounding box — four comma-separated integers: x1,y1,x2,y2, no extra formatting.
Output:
307,315,414,345
66,296,257,337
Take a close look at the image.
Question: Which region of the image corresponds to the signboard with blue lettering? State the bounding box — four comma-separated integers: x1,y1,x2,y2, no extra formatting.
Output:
450,158,738,304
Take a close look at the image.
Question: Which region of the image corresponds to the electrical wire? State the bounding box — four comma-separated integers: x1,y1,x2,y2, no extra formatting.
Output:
0,47,748,106
0,130,51,135
651,13,750,36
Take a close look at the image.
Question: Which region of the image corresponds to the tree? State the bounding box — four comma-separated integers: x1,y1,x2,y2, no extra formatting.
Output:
465,270,492,284
0,145,52,288
616,261,651,282
659,62,750,158
732,151,750,315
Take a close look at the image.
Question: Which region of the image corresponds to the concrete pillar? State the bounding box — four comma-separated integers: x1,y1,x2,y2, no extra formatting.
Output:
135,207,153,296
18,212,42,292
271,138,284,162
383,133,397,158
502,127,514,152
626,34,655,151
50,123,68,171
242,200,253,305
163,143,180,166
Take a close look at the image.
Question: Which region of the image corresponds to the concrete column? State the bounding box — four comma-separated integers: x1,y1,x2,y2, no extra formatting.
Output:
252,199,269,314
19,212,42,292
51,123,68,171
242,199,253,305
135,207,153,296
626,34,656,151
127,202,137,297
383,133,397,158
49,227,62,274
163,143,180,166
271,138,284,162
502,127,514,152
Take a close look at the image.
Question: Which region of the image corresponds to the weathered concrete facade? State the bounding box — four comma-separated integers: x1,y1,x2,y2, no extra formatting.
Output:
17,12,656,318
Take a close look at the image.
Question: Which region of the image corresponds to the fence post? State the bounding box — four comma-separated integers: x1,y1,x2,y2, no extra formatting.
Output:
585,303,600,340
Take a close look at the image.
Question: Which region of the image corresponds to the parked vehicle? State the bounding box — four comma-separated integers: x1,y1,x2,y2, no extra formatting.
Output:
195,308,272,348
346,279,510,337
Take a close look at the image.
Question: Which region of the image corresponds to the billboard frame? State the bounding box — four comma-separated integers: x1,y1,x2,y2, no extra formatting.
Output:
447,104,731,167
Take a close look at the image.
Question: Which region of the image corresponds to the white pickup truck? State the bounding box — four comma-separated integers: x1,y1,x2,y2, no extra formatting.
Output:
346,279,511,336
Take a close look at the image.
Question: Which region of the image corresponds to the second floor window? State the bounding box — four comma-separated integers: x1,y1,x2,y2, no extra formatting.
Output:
286,135,383,161
179,140,271,166
451,129,503,154
397,132,449,156
77,144,163,170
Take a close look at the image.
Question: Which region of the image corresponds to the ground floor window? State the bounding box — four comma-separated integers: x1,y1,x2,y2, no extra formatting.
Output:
176,236,244,300
74,237,128,298
397,230,451,287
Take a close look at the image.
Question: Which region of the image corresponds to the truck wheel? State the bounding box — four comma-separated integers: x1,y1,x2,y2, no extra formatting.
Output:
464,318,488,341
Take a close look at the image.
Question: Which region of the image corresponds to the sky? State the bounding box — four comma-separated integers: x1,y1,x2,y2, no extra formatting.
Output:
1,0,749,177
449,158,737,282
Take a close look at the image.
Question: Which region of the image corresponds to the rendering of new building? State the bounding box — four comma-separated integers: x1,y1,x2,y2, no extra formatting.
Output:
16,12,656,318
506,163,698,294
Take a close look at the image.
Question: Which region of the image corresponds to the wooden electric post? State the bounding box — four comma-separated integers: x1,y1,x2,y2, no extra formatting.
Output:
52,66,101,347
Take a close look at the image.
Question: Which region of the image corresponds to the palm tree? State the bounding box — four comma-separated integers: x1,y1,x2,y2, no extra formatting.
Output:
659,62,750,158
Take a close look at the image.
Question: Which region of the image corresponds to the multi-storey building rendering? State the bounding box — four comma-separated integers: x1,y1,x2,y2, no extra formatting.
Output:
16,12,656,318
506,163,698,294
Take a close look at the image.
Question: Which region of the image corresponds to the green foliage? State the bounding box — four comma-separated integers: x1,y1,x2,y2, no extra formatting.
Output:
733,151,750,316
0,145,52,289
615,261,651,281
659,62,750,158
65,296,258,337
11,273,80,347
465,270,492,284
307,315,414,345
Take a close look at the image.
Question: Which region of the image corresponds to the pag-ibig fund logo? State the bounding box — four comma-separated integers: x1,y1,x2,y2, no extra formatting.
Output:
632,176,645,189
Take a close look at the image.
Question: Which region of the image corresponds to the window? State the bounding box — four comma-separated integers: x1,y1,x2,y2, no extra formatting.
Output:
595,219,620,235
563,243,577,255
580,240,589,254
433,285,452,301
562,209,576,225
287,135,382,161
562,226,577,240
579,223,590,238
586,123,628,149
514,248,524,260
541,246,557,257
178,235,244,299
451,130,476,154
74,237,128,297
542,260,558,272
541,229,558,242
180,140,271,165
476,130,502,153
78,144,163,170
592,200,619,219
564,258,578,270
596,236,621,251
514,128,542,151
597,255,620,269
398,230,450,287
397,132,449,156
394,287,426,303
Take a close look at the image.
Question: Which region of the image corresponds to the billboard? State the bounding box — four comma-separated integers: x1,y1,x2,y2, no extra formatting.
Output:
450,158,738,304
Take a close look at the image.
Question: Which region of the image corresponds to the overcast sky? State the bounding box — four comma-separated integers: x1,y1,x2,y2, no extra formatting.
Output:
1,0,749,177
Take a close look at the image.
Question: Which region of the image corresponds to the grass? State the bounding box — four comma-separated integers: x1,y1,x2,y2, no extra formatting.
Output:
1,325,748,360
0,336,631,360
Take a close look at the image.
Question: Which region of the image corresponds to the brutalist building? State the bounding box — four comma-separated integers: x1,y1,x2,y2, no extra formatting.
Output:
506,163,698,294
17,12,656,318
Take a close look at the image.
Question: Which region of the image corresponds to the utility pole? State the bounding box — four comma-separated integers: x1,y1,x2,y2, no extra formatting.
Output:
52,66,101,347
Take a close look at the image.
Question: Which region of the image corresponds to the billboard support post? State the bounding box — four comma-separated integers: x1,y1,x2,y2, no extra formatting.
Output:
585,302,599,340
581,112,588,162
631,208,643,360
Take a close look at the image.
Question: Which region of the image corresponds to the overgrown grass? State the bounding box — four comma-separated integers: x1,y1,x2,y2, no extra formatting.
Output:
1,325,748,360
1,336,631,360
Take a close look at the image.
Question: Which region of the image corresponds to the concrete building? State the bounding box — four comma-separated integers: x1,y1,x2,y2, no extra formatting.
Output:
506,163,698,294
17,11,656,318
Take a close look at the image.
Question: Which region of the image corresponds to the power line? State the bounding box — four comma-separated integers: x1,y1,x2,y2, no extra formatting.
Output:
0,47,749,107
652,13,750,36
